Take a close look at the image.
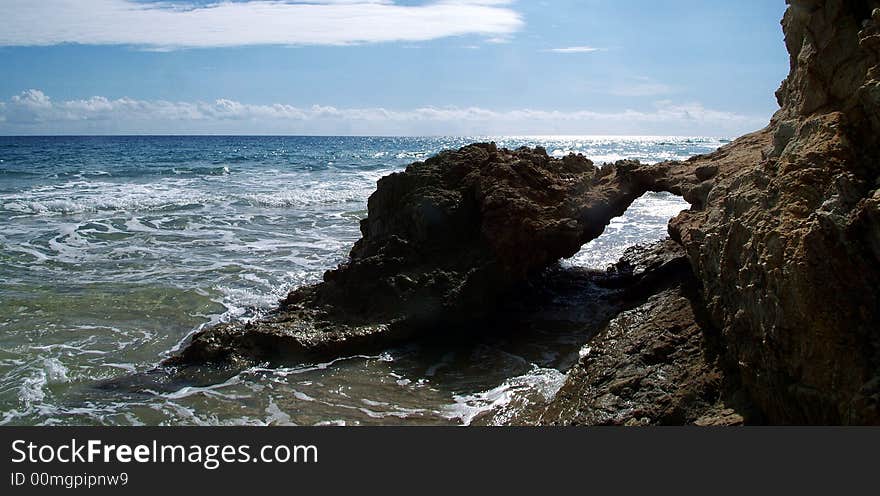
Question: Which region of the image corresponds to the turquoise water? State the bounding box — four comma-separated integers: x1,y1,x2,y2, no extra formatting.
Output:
0,135,725,425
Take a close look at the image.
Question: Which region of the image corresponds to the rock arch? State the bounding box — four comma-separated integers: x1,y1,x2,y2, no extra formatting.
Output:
168,143,714,365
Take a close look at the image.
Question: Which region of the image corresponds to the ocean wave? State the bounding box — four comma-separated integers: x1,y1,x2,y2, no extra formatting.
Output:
1,180,374,217
237,187,370,208
0,169,42,178
170,165,231,176
1,358,70,416
443,366,566,425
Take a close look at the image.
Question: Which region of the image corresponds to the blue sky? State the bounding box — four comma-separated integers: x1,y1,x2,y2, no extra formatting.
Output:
0,0,789,136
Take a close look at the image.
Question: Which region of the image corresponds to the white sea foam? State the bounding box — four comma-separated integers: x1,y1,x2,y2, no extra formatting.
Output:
265,398,294,425
43,358,69,384
14,358,68,411
565,192,689,269
443,366,567,426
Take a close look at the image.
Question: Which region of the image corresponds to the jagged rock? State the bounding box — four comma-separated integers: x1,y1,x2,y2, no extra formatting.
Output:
664,0,880,424
169,145,687,366
603,238,693,291
538,260,749,426
539,0,880,425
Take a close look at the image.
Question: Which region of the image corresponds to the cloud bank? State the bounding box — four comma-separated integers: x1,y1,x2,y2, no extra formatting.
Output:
545,46,604,54
0,90,768,136
0,0,523,49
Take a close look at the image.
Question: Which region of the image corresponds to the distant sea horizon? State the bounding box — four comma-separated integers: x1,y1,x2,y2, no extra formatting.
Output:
0,133,735,139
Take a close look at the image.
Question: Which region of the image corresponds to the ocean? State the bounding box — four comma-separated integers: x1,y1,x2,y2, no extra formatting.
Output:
0,135,726,425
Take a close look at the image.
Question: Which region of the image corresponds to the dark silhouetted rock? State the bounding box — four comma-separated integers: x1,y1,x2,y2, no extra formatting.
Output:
168,145,689,366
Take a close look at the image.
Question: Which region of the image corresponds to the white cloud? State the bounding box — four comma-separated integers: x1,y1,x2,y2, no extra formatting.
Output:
545,46,604,54
0,90,768,136
0,0,523,49
11,89,53,109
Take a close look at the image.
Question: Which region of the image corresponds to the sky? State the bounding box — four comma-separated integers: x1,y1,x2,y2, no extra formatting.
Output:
0,0,790,136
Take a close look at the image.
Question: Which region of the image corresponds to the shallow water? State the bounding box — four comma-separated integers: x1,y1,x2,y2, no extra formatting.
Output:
0,135,724,425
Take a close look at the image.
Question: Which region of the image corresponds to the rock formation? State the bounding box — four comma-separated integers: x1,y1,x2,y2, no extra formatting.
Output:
542,0,880,425
536,241,752,426
167,145,681,366
169,0,880,425
667,0,880,424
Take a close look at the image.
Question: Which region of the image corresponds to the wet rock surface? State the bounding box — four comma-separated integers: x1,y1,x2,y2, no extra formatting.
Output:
534,241,754,426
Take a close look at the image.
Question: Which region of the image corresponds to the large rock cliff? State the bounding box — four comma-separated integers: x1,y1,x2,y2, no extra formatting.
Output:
541,0,880,425
667,0,880,424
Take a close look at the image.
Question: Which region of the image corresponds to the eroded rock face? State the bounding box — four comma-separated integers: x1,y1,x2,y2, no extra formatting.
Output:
539,268,744,426
538,0,880,425
328,144,683,313
664,0,880,424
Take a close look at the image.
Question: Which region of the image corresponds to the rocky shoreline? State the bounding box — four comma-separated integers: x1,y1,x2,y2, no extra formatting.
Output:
165,1,880,425
534,240,756,426
165,143,699,367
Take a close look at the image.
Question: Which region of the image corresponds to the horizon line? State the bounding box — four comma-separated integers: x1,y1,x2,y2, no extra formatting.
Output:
0,133,736,139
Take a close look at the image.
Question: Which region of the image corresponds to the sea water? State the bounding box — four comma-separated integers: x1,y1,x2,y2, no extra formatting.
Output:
0,135,726,425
